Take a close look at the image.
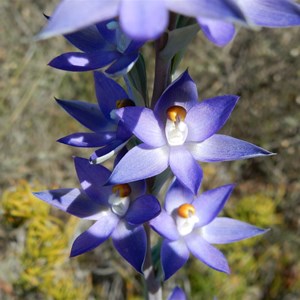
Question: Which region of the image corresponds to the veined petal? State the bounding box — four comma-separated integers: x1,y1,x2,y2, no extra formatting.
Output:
202,217,269,244
193,184,235,228
57,132,116,147
188,134,273,162
94,71,129,120
109,144,169,184
198,17,236,47
185,95,239,143
70,214,118,257
120,0,169,40
56,99,112,132
74,157,111,205
169,146,202,194
150,210,180,241
161,239,189,280
33,188,103,220
154,71,198,122
90,139,129,164
49,51,120,72
165,179,194,214
239,0,300,27
112,221,146,273
116,107,166,147
185,234,230,274
125,195,161,225
38,0,120,39
105,52,139,76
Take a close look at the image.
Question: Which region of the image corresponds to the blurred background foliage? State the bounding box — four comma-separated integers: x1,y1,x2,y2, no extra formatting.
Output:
0,0,299,299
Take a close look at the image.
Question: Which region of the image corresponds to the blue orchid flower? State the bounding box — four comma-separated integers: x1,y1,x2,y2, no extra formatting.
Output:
108,71,272,194
167,286,187,300
39,0,300,46
34,157,161,273
56,71,136,164
150,179,268,280
48,19,144,75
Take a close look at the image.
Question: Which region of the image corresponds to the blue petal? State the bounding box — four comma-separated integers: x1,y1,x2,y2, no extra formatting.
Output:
56,99,112,132
167,287,187,300
154,71,198,122
193,184,235,228
169,146,203,194
90,139,129,164
150,210,180,241
49,50,120,72
105,52,139,76
197,18,236,47
70,215,118,257
124,40,145,54
94,71,129,120
188,134,274,162
125,195,161,225
112,221,147,273
115,107,166,147
57,132,116,147
185,95,239,143
63,23,109,52
161,239,189,280
165,179,194,214
74,157,112,205
202,217,269,244
185,234,230,274
33,188,103,220
109,144,169,184
38,0,119,39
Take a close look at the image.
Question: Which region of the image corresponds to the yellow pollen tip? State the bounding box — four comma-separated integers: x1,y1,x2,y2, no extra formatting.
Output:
166,106,187,122
112,184,131,197
177,203,196,218
116,99,135,109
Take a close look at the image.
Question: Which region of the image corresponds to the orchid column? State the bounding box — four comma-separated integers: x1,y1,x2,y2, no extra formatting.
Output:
35,1,300,299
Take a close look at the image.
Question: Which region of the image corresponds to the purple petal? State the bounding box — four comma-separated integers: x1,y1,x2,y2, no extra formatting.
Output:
38,0,119,39
129,180,146,199
120,0,169,40
150,210,180,241
57,132,116,147
154,71,198,122
197,18,236,47
165,179,194,214
124,40,145,54
125,195,161,225
167,287,187,300
33,188,103,220
63,23,108,52
112,221,146,273
161,239,189,280
49,51,120,72
166,0,247,22
105,52,139,76
56,99,112,132
185,234,230,274
203,217,269,244
116,107,166,147
188,134,273,162
90,139,129,164
193,184,235,228
169,146,202,194
70,215,118,257
74,157,111,205
185,95,239,143
240,0,300,27
94,71,129,120
109,144,169,184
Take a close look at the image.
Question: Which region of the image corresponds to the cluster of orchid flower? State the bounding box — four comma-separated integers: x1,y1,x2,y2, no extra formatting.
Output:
35,0,300,299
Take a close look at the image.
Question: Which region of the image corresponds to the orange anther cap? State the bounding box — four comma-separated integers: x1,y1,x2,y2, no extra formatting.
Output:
166,106,187,122
177,203,196,218
112,184,132,197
